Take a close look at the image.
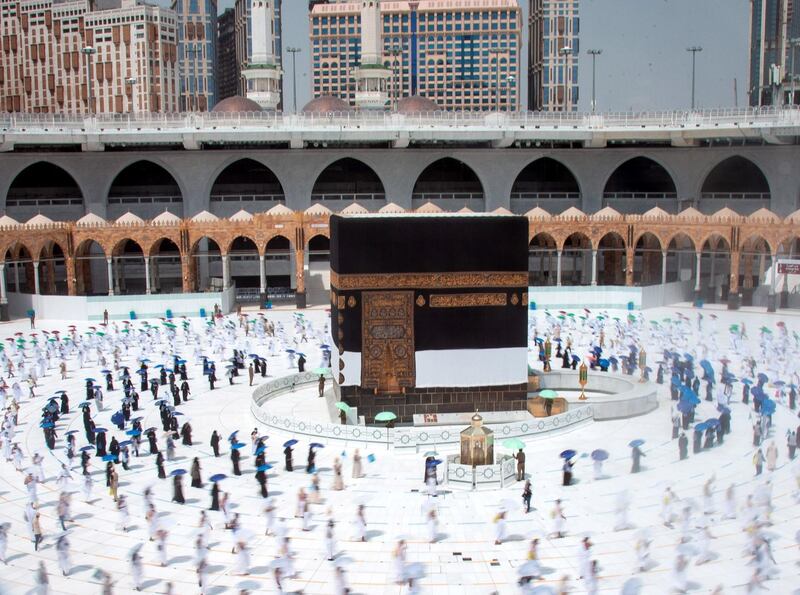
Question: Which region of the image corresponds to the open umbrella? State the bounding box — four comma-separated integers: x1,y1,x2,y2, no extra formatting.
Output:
65,430,79,435
170,469,187,476
704,419,721,429
334,402,351,413
374,411,397,422
230,443,246,450
256,464,273,472
102,454,117,462
591,449,609,461
79,445,95,452
757,373,769,385
741,378,753,386
209,474,226,482
676,400,694,414
310,443,325,449
40,422,54,429
560,449,576,459
538,389,558,400
502,438,525,450
423,451,439,458
628,439,645,448
228,431,239,441
255,446,266,455
761,399,776,416
282,439,298,448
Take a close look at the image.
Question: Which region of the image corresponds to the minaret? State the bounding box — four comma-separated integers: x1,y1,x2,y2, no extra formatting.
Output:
243,0,282,110
353,0,391,109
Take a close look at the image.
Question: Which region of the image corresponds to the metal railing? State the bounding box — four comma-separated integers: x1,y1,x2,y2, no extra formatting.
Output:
700,192,771,200
210,193,285,202
511,192,581,200
310,192,386,201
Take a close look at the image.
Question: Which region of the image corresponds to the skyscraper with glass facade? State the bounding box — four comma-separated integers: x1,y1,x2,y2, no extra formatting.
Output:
310,0,521,111
749,0,800,106
172,0,217,111
528,0,579,111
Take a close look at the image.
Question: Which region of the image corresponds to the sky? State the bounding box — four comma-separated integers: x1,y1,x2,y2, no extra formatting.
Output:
212,0,749,112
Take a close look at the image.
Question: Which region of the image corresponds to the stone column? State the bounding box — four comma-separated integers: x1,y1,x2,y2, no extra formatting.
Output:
295,247,306,308
181,256,192,293
625,247,634,287
66,258,76,296
694,252,702,300
222,255,229,290
0,263,8,321
259,254,266,304
591,250,598,286
46,260,56,294
767,252,778,312
106,258,114,296
33,261,40,295
661,251,668,286
144,257,151,295
728,249,740,310
556,250,562,287
708,252,716,288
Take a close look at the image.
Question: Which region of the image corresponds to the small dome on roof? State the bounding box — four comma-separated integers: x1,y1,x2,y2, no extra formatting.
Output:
559,206,586,218
710,207,741,220
397,95,439,113
301,95,353,113
26,213,55,226
191,210,219,223
151,211,181,225
641,206,670,219
457,206,474,213
785,208,800,223
76,212,106,227
0,215,20,227
305,203,332,216
416,202,444,214
115,212,145,225
492,207,513,215
211,96,264,113
593,206,621,219
229,209,253,222
525,207,551,219
677,207,704,220
378,202,405,214
266,204,293,216
747,207,780,222
340,203,369,215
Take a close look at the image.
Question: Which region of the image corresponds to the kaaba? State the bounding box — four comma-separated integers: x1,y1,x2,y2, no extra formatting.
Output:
329,214,529,424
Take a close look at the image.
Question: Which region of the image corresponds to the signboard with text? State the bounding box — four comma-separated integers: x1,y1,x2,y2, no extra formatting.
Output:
777,259,800,275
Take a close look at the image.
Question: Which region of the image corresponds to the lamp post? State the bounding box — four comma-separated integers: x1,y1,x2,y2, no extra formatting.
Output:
559,46,572,112
81,46,97,115
286,47,301,113
586,49,602,113
388,46,402,110
686,46,702,110
125,77,136,115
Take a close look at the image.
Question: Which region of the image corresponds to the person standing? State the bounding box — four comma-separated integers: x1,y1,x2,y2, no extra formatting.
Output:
753,448,765,476
109,465,119,502
210,431,220,457
551,499,566,538
56,534,71,576
562,457,574,486
306,445,316,474
130,548,144,590
678,432,688,460
231,446,241,476
353,504,366,542
32,510,43,551
765,441,778,472
332,457,344,490
172,473,185,504
318,374,325,398
248,363,254,387
284,444,293,472
352,449,363,478
324,519,337,561
35,561,48,595
631,444,645,473
514,448,526,481
191,457,203,488
522,479,532,513
788,430,797,459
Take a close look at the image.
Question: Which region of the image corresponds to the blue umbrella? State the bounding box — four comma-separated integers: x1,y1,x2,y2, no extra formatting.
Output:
598,359,609,368
761,399,776,416
154,364,164,369
79,445,95,452
255,446,266,455
757,373,769,384
609,357,619,364
40,422,54,429
248,354,259,358
170,469,187,476
571,355,580,363
125,430,141,436
676,400,694,414
683,354,694,361
367,453,376,463
102,454,116,462
65,430,79,435
135,370,146,375
209,474,226,482
100,369,111,374
704,419,721,428
560,449,576,459
79,402,91,408
310,443,325,449
94,427,108,433
773,380,786,388
694,422,709,432
84,378,96,382
717,405,731,415
283,439,298,448
53,390,67,394
118,440,132,447
140,359,151,363
591,449,609,461
231,442,246,450
256,464,273,472
228,431,239,441
628,439,645,448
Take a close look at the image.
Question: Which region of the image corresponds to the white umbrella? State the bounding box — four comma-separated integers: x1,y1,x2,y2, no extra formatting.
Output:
404,562,425,580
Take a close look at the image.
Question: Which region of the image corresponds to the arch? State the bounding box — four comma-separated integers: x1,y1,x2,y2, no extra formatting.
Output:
700,156,771,201
107,160,184,218
511,158,582,200
560,232,592,286
265,234,292,253
5,162,84,219
634,232,663,286
227,236,260,302
149,238,182,294
307,234,331,307
597,232,626,286
264,235,293,301
412,158,485,212
190,236,222,293
699,234,731,305
528,233,558,286
209,158,285,217
308,234,330,261
603,156,678,202
310,158,386,204
664,233,696,285
74,239,108,296
35,240,68,296
4,243,34,293
110,239,145,295
738,234,773,305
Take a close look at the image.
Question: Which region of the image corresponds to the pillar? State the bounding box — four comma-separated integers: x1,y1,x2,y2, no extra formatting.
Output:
33,261,40,295
591,250,598,286
661,251,668,286
767,252,778,312
556,250,562,287
46,260,56,294
295,247,306,309
0,264,7,321
151,257,159,293
259,254,267,304
222,255,229,290
13,261,19,292
693,252,702,301
625,247,634,287
144,257,151,295
708,252,716,288
728,249,740,310
106,258,114,296
181,256,192,293
66,258,77,296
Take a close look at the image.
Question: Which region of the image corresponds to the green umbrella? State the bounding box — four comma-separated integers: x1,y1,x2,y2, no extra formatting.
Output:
374,411,397,422
539,389,558,400
760,326,772,334
729,324,739,332
334,402,351,413
313,367,330,375
567,313,575,317
502,438,525,450
423,451,438,457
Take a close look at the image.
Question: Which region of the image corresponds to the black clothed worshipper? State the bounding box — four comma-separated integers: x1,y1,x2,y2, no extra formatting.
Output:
181,422,192,446
81,450,90,475
105,462,113,487
297,354,306,373
168,372,175,388
716,422,724,445
180,381,190,402
85,380,94,401
171,385,180,408
260,358,267,377
678,432,689,460
790,385,797,410
191,458,203,488
255,469,268,498
284,445,294,472
656,364,664,384
307,446,316,474
147,429,159,454
631,445,645,473
210,431,221,457
96,431,107,457
150,379,159,399
693,428,703,453
179,364,187,381
231,447,241,476
208,366,216,390
172,474,185,504
720,411,731,435
106,373,114,392
704,426,715,449
159,368,167,385
86,420,96,445
562,458,573,486
156,452,166,479
109,437,120,462
60,393,69,414
561,350,570,369
209,482,220,511
169,416,179,435
140,366,148,391
122,402,131,422
131,391,140,411
705,382,713,402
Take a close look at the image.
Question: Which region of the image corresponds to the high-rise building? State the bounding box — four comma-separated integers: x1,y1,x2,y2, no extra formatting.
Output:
234,0,282,107
749,0,800,106
216,8,238,101
172,0,217,111
527,0,579,112
0,0,180,113
310,0,522,111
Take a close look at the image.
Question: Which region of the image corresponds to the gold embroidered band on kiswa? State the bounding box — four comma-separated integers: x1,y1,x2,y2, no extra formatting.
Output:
330,271,527,290
429,293,507,308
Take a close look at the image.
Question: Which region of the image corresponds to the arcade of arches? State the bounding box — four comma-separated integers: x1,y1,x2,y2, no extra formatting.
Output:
1,207,799,313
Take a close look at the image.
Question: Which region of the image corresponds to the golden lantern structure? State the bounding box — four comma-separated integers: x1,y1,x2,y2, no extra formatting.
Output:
578,361,589,400
638,347,647,382
460,412,494,466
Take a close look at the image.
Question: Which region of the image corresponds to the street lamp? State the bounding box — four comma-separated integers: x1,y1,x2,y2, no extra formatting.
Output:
81,46,97,115
559,46,572,112
286,47,301,113
586,49,602,113
686,46,703,110
125,78,136,114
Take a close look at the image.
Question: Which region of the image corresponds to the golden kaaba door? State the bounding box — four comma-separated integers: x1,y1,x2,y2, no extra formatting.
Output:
361,291,415,393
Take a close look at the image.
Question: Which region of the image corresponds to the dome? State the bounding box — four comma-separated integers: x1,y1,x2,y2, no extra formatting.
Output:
211,96,264,113
305,203,332,216
641,206,670,219
592,206,621,219
0,215,20,228
266,204,294,216
397,95,439,114
559,206,586,218
26,214,54,226
301,95,353,114
151,211,181,225
747,207,780,222
709,207,741,220
191,210,219,223
525,207,551,220
340,203,369,215
492,207,513,215
378,202,405,214
115,212,145,225
229,209,254,222
76,213,106,227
